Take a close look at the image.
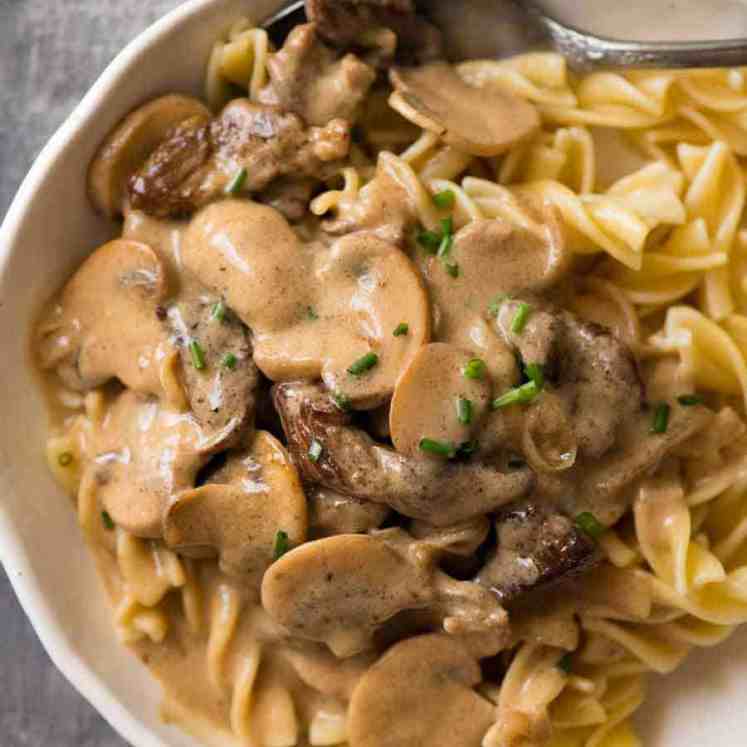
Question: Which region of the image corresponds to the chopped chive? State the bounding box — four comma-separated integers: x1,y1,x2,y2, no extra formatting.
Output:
445,262,459,278
419,438,456,458
273,530,290,561
557,653,573,674
348,352,379,376
437,233,453,259
222,352,238,370
211,301,226,322
417,229,441,254
677,394,702,406
511,302,532,334
332,391,352,412
308,439,323,463
464,358,486,380
508,454,526,469
393,322,409,337
651,403,670,434
524,362,544,390
432,189,455,209
457,440,479,457
189,340,206,370
58,451,73,467
492,381,539,410
575,511,605,540
306,306,319,320
225,167,248,195
440,216,453,238
488,293,509,316
456,397,473,425
101,511,115,531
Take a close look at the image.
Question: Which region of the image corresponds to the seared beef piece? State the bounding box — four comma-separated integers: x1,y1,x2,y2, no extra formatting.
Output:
476,502,599,604
496,300,644,459
306,0,444,66
257,176,316,222
128,99,351,218
272,381,534,526
259,24,376,126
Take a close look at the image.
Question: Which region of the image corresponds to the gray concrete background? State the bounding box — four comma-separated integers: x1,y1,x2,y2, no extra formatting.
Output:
0,4,182,744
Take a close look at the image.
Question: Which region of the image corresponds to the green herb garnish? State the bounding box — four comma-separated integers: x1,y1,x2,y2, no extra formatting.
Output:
417,229,441,254
492,381,539,409
189,340,206,370
332,391,352,412
58,452,73,467
348,352,379,376
511,302,532,334
445,262,459,278
524,362,544,390
456,440,479,457
419,438,457,458
101,511,115,531
456,397,473,425
677,394,703,406
222,352,238,370
308,439,323,463
651,403,670,434
393,322,409,337
273,530,290,561
225,167,248,195
557,653,573,674
432,190,456,209
306,306,319,320
575,512,605,540
464,358,486,380
488,293,509,317
211,301,226,322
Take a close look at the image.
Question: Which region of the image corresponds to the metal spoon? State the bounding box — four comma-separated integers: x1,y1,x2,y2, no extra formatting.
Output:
262,0,747,69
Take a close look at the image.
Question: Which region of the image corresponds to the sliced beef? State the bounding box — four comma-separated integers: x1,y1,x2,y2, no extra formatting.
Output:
257,176,316,222
476,502,599,604
496,299,643,459
128,99,351,218
168,298,258,449
306,0,444,66
258,23,376,126
272,381,534,526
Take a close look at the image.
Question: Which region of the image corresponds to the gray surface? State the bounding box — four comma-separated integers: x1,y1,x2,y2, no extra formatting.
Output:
0,3,183,744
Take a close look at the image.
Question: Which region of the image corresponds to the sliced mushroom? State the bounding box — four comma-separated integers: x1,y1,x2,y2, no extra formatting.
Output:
348,634,495,747
389,63,539,156
261,529,509,657
476,502,600,605
164,431,307,585
390,343,492,456
182,200,430,408
88,94,210,217
258,23,376,126
167,298,258,449
90,390,210,537
37,240,174,397
128,99,351,218
273,381,534,525
307,485,390,538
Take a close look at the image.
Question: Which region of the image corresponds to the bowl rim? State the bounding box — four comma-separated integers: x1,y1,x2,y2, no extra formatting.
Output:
0,2,228,743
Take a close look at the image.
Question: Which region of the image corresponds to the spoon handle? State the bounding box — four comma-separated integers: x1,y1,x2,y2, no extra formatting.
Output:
538,13,747,70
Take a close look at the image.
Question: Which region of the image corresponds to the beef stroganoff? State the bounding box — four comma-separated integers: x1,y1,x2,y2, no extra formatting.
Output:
35,2,747,746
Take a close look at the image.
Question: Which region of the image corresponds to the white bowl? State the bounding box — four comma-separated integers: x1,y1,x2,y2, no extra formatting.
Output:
2,1,747,745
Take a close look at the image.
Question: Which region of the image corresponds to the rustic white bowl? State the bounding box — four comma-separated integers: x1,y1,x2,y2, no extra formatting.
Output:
2,1,747,745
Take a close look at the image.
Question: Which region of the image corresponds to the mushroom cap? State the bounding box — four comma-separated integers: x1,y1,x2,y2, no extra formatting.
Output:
390,342,492,456
92,390,208,537
389,63,539,157
261,534,430,656
348,634,495,747
182,200,430,408
38,239,172,396
88,94,210,217
164,430,307,582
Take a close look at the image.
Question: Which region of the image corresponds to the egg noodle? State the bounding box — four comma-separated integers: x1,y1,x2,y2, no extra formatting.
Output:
42,21,747,747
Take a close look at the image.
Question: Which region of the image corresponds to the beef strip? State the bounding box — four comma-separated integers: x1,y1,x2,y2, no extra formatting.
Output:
272,381,534,526
306,0,444,66
128,99,351,218
476,502,600,604
258,23,376,126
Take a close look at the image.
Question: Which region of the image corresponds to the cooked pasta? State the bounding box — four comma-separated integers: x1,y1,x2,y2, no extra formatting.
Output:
34,4,747,747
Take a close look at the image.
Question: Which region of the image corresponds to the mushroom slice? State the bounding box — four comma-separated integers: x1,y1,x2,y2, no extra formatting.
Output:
261,529,508,657
182,201,430,408
273,382,534,526
91,390,210,538
307,485,390,538
390,343,492,456
348,634,495,747
88,94,210,217
389,63,539,156
476,502,600,605
164,431,307,584
167,298,258,449
37,240,173,397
